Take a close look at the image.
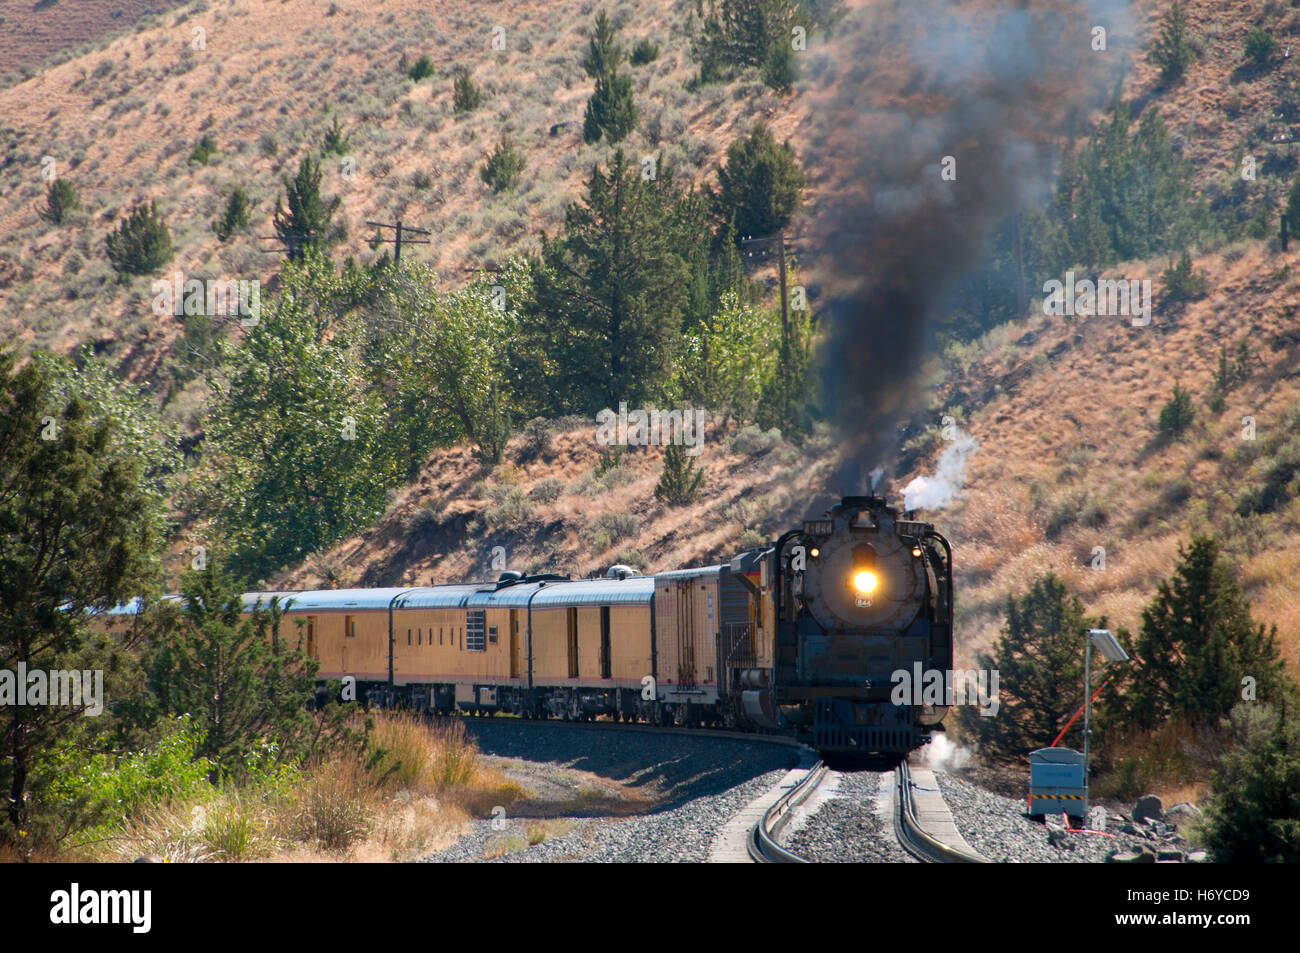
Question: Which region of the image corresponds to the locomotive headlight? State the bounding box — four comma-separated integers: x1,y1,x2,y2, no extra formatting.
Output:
852,570,879,594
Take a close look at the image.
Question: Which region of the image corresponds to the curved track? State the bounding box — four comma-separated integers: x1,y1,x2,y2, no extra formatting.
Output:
747,761,829,863
894,760,988,863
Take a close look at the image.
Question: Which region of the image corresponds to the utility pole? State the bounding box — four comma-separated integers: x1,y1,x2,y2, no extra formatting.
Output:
365,220,431,263
740,232,801,422
740,233,796,340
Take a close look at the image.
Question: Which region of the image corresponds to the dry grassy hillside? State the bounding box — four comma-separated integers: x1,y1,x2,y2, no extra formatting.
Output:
0,0,186,83
0,0,801,399
275,420,839,591
273,0,1300,693
11,0,1300,684
936,244,1300,677
920,0,1300,675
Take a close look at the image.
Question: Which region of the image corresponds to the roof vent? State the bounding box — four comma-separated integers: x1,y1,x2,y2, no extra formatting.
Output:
497,570,524,583
606,564,640,580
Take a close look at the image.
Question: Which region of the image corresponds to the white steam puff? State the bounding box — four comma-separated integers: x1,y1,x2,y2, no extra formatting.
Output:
902,430,978,511
922,732,972,772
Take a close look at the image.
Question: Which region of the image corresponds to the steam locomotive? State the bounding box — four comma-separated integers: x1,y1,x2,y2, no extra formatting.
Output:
107,497,953,756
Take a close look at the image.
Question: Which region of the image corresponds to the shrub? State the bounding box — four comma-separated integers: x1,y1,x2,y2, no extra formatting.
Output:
1201,703,1300,862
1157,382,1195,440
654,443,706,506
515,417,555,462
212,187,252,242
452,71,483,114
727,424,783,456
1148,0,1197,83
188,133,217,165
613,548,647,571
529,476,565,503
484,485,534,529
38,179,80,225
586,510,640,551
105,199,174,278
630,38,660,65
407,54,435,82
481,136,525,193
1244,26,1277,66
1161,250,1208,302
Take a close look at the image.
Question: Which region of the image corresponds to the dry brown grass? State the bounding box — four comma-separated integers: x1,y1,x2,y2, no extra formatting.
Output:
1,0,802,369
55,711,527,863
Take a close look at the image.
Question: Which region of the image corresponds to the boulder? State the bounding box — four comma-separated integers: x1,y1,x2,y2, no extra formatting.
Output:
1187,850,1209,863
1133,794,1164,823
1165,802,1202,827
1108,847,1156,864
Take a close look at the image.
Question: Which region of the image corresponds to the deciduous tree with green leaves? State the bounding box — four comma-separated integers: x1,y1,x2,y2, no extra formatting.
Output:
194,251,396,584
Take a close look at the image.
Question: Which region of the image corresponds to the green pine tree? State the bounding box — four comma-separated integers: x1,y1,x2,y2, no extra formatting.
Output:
0,349,170,845
149,559,325,783
1157,382,1196,440
956,574,1110,761
582,68,638,144
38,179,80,225
581,10,624,78
105,200,174,278
453,70,483,114
272,155,340,261
654,443,706,506
212,187,252,242
525,151,690,411
1201,701,1300,863
712,122,805,241
321,114,353,156
1127,536,1287,730
481,136,525,193
1148,0,1197,84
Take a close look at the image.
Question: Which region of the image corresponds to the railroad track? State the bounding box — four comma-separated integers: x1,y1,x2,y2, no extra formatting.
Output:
747,760,829,863
458,714,985,864
894,760,988,863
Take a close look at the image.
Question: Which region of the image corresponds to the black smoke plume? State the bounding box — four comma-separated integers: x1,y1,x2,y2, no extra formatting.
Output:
802,0,1135,495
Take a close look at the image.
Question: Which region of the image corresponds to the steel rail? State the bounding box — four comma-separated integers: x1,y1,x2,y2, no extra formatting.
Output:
747,761,828,863
894,760,987,863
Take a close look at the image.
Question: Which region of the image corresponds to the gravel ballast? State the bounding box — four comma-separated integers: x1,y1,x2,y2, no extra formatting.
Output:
782,770,914,863
419,721,798,863
934,770,1192,863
